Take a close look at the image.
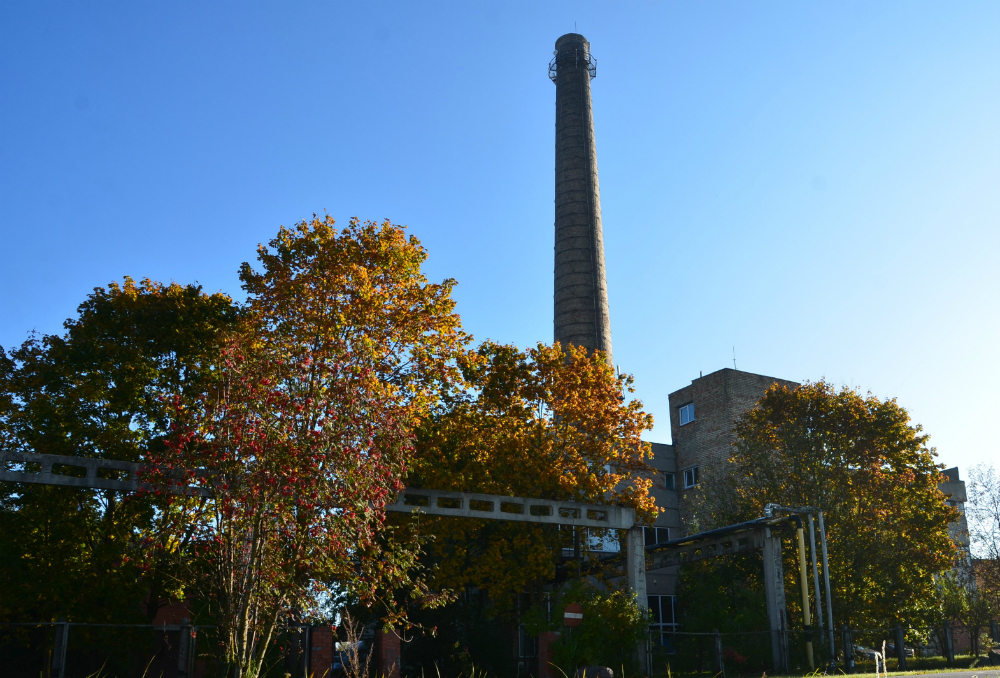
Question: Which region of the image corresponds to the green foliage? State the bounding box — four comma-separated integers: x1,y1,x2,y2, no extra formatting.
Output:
674,553,768,635
690,381,958,630
522,580,650,674
932,569,998,656
0,277,238,623
398,589,519,678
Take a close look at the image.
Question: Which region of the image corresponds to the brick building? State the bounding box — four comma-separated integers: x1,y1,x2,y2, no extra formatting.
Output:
668,368,799,507
939,467,970,554
640,368,970,642
642,368,799,638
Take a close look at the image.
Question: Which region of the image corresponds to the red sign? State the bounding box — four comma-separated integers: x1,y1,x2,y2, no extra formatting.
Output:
563,602,583,628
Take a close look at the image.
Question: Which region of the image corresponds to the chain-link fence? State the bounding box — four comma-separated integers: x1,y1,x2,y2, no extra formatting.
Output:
0,621,207,678
649,622,1000,677
0,622,332,678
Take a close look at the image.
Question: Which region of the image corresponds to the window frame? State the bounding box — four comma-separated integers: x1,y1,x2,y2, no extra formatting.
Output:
679,402,695,426
683,466,699,489
663,472,676,491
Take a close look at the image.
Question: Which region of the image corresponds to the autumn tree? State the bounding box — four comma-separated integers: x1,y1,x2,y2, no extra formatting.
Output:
686,381,958,630
0,278,238,625
145,216,468,678
399,341,656,675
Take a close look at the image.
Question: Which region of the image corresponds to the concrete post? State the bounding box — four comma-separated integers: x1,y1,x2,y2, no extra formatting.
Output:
762,530,789,673
625,526,648,675
551,33,613,365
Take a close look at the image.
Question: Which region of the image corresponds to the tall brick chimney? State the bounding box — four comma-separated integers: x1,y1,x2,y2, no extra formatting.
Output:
550,33,613,366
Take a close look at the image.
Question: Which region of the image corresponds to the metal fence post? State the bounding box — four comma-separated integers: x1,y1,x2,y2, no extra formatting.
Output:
51,618,69,678
188,625,198,678
943,621,954,665
178,617,190,678
842,625,854,674
304,625,312,678
713,629,726,678
894,623,906,670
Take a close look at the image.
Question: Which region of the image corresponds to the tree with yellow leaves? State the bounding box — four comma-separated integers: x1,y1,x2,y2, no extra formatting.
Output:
399,341,656,676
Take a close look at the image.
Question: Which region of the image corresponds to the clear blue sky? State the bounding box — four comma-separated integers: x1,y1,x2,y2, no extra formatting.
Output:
2,2,998,471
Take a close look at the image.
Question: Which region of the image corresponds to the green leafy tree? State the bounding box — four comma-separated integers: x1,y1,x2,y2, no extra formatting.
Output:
523,580,650,674
689,381,958,630
0,277,238,623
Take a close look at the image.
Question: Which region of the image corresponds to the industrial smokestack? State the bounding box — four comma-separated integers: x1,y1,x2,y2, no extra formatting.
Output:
550,33,613,366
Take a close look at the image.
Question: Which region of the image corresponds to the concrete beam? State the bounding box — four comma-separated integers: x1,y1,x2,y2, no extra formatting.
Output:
2,451,635,530
647,529,765,569
386,487,635,530
0,449,211,496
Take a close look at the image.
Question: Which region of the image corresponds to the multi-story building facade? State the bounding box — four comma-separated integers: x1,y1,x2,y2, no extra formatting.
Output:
667,368,800,510
939,467,970,555
641,368,970,641
643,368,799,637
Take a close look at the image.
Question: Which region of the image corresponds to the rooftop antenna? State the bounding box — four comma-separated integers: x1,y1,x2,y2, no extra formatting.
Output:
733,347,737,370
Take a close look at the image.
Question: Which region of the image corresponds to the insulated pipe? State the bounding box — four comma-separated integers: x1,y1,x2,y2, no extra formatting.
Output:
819,511,836,668
808,514,824,637
796,525,815,670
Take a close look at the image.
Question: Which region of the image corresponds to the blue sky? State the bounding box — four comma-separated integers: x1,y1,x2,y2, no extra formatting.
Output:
2,2,998,472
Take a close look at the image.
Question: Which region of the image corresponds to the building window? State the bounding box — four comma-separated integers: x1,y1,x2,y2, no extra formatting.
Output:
644,526,671,547
683,466,699,489
679,403,695,426
647,595,677,649
561,527,620,557
663,472,676,491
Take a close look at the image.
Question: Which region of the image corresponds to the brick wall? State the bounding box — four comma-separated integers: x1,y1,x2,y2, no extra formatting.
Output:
538,631,562,678
668,368,798,532
310,626,334,677
377,629,401,678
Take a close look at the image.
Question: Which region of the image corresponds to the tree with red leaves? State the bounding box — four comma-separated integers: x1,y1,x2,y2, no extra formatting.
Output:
143,216,467,678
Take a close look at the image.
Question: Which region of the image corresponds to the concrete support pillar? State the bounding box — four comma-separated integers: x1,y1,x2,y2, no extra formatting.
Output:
626,526,649,676
762,530,789,673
